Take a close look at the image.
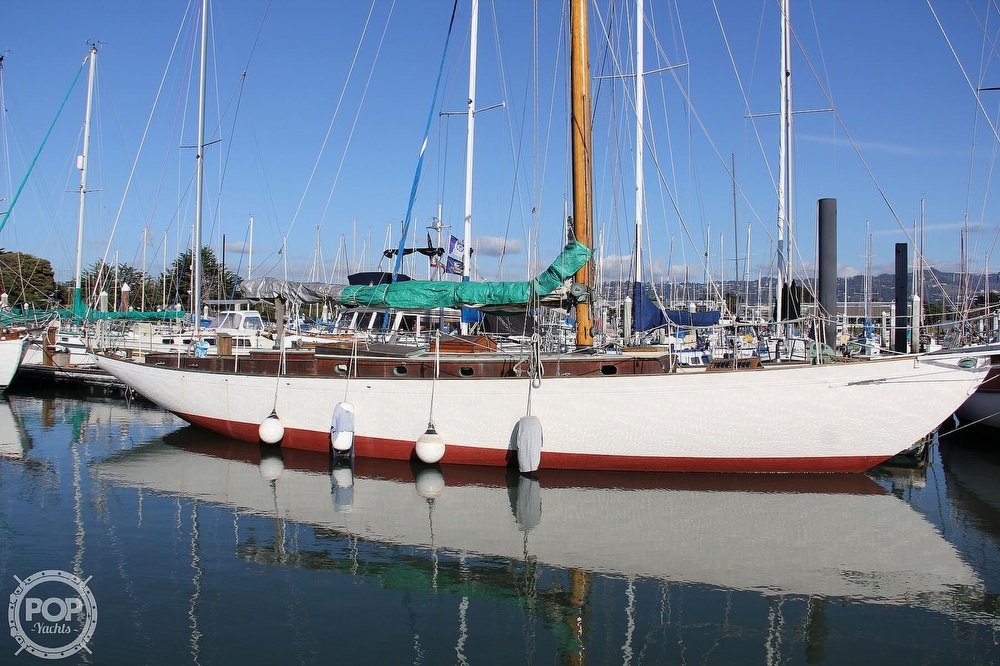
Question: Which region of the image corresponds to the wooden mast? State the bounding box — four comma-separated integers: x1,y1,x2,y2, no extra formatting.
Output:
570,0,594,347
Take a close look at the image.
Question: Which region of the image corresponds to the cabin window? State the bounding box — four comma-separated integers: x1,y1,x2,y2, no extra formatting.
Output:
459,367,474,377
393,365,408,376
213,313,235,329
600,365,618,376
334,364,348,376
161,338,174,344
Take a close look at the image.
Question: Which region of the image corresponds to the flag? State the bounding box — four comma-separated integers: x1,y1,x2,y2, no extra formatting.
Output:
446,256,464,275
449,235,464,255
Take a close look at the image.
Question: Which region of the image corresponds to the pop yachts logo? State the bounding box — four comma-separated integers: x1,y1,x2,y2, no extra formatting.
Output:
8,570,97,660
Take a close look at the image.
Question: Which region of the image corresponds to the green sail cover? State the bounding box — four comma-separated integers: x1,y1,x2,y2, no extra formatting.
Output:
239,240,592,309
341,241,591,308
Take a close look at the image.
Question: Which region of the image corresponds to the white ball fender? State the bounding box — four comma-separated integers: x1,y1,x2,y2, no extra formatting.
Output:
415,423,446,464
259,412,285,444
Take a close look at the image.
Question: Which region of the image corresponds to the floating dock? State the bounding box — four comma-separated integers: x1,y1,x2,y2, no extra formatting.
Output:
13,363,130,397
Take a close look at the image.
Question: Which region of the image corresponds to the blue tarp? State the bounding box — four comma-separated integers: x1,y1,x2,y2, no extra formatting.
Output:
663,310,722,327
631,283,721,330
632,282,666,332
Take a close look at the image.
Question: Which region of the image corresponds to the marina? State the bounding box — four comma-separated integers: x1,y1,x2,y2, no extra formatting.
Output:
1,387,1000,663
4,0,1000,660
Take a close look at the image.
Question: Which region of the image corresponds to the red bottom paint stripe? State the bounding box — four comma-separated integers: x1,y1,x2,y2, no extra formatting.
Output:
180,412,892,473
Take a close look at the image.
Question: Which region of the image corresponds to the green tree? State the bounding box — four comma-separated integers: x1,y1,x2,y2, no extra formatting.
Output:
80,260,160,310
923,300,946,325
166,247,240,311
0,250,57,307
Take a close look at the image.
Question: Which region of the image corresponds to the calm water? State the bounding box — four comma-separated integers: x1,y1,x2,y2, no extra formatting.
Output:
1,389,1000,665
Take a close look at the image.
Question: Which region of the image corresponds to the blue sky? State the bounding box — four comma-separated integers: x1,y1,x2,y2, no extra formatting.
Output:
1,1,998,292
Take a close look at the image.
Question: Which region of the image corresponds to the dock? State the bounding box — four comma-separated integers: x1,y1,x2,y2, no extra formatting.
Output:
12,363,130,397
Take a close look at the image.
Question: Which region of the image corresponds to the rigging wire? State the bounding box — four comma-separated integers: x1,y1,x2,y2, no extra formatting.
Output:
391,0,461,278
957,0,1000,317
313,1,397,240
87,0,196,307
280,0,388,244
0,54,88,235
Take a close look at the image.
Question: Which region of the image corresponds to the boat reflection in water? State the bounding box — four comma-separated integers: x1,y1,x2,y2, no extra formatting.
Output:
0,397,30,459
89,426,998,661
938,426,1000,592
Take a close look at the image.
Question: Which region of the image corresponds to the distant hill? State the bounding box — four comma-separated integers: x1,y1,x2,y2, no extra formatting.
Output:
610,269,999,305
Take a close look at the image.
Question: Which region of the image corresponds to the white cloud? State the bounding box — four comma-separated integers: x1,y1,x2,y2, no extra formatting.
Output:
474,236,523,257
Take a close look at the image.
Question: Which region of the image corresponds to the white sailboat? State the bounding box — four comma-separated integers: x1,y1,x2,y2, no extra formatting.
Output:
0,331,28,392
96,0,992,473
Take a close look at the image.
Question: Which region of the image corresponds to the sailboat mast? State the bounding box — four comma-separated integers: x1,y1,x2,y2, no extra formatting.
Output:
864,220,872,325
74,45,98,294
162,230,168,311
458,0,479,335
570,0,594,347
462,0,478,283
775,0,792,326
141,226,147,311
631,0,645,344
193,0,209,335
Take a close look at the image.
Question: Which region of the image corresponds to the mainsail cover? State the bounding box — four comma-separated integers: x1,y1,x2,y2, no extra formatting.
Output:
239,241,592,309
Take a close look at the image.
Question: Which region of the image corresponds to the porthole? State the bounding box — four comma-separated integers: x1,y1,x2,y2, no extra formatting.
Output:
600,365,618,375
459,366,474,377
393,365,408,376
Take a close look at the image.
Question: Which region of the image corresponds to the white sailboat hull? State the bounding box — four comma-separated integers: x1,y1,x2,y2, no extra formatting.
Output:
96,349,991,472
0,336,27,391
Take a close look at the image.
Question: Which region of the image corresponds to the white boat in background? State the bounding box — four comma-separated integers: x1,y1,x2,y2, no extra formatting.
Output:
0,333,28,392
90,429,992,624
954,362,1000,429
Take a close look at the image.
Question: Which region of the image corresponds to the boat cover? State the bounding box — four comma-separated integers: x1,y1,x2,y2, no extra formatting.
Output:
239,241,592,309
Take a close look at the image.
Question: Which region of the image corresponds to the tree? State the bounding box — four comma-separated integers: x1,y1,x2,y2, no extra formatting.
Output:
80,260,159,311
923,300,946,325
165,247,240,311
0,250,57,307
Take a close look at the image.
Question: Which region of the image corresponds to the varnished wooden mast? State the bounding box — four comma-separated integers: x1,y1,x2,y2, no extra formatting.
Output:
570,0,594,347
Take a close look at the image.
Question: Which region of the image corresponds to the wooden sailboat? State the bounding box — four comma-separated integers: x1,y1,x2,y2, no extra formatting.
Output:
96,0,993,473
